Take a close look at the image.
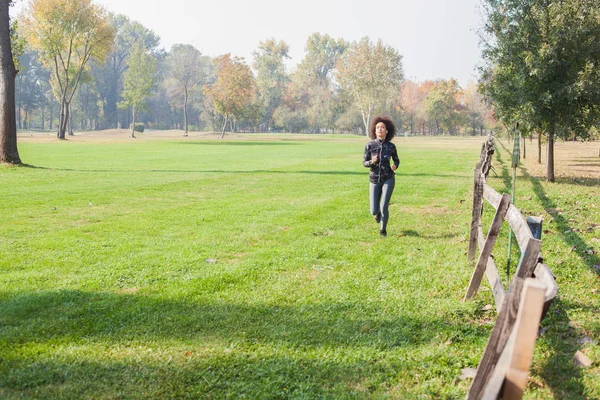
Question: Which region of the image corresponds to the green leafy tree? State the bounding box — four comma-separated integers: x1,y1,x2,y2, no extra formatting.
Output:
22,0,114,139
204,54,256,139
165,44,208,136
479,0,600,181
423,79,461,135
118,43,156,138
336,37,403,135
0,0,21,163
91,14,159,129
291,33,348,133
252,38,289,131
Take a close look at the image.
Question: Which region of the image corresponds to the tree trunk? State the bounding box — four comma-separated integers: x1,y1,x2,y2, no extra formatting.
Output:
537,133,542,164
522,136,526,159
183,88,189,136
546,127,555,182
0,1,20,164
219,114,227,139
130,106,136,138
41,105,45,130
68,103,74,135
57,99,67,139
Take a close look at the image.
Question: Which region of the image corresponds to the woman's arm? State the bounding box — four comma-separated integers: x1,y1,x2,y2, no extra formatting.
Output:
391,144,400,170
363,143,373,167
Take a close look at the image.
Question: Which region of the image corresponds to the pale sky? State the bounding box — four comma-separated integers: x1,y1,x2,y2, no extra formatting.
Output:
11,0,484,87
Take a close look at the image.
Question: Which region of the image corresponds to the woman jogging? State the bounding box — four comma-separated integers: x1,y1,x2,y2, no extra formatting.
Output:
362,115,400,237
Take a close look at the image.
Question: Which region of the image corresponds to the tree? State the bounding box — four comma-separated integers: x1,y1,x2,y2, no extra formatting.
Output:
479,0,600,181
119,43,156,138
0,0,21,163
289,33,348,133
15,50,45,129
22,0,114,139
165,44,207,136
204,54,255,139
92,14,159,129
336,37,403,135
423,79,461,135
252,38,289,131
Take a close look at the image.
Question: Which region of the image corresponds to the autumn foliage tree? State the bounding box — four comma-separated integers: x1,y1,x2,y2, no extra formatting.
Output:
204,54,255,139
22,0,114,139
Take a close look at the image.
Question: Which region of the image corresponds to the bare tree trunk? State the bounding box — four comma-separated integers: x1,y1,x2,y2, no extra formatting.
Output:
130,106,136,138
183,88,188,136
547,127,555,182
219,114,227,139
537,133,542,164
522,136,526,159
0,1,20,163
41,105,45,130
58,99,68,139
68,103,74,135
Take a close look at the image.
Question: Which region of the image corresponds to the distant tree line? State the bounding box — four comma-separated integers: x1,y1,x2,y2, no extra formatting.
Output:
10,0,495,139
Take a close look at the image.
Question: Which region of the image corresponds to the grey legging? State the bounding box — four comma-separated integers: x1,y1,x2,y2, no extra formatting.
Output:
370,176,395,231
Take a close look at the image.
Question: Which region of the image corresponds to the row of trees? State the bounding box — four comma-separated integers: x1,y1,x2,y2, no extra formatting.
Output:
7,0,496,145
479,0,600,181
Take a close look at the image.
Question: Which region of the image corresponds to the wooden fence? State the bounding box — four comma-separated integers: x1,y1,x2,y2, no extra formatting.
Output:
464,135,558,399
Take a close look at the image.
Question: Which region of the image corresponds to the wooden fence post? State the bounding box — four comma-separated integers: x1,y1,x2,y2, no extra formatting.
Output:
464,194,511,301
468,162,484,261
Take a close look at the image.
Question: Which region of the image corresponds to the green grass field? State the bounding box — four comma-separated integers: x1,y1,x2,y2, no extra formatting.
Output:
0,134,598,399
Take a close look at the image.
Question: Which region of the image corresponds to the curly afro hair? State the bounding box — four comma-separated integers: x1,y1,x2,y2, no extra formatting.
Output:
369,115,396,141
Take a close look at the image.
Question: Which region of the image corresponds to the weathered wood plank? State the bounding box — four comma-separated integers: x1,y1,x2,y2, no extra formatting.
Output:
483,184,535,253
465,194,511,301
467,277,525,400
503,279,546,399
468,240,541,400
477,226,505,310
468,165,485,261
483,183,502,209
533,263,558,303
506,205,534,253
534,262,558,320
516,238,542,279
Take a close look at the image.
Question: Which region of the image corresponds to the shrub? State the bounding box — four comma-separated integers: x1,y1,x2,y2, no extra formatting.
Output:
131,123,144,133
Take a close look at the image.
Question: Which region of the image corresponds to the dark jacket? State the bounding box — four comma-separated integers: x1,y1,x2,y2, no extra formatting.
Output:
363,139,400,183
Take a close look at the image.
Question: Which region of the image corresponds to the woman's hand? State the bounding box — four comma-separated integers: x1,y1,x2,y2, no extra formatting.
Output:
391,164,397,171
371,155,378,164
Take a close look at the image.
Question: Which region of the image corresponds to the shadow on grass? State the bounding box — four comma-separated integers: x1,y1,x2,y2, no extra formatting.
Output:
0,290,482,350
495,140,515,194
176,141,303,146
0,290,486,396
399,229,460,239
538,298,589,399
520,167,599,276
17,164,469,179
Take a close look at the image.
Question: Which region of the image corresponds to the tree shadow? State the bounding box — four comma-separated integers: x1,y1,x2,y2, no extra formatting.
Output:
0,289,486,396
12,164,468,179
537,298,590,399
521,167,599,276
399,229,460,239
495,140,515,193
0,289,482,352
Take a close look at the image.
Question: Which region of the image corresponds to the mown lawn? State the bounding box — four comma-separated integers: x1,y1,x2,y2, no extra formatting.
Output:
0,134,597,399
